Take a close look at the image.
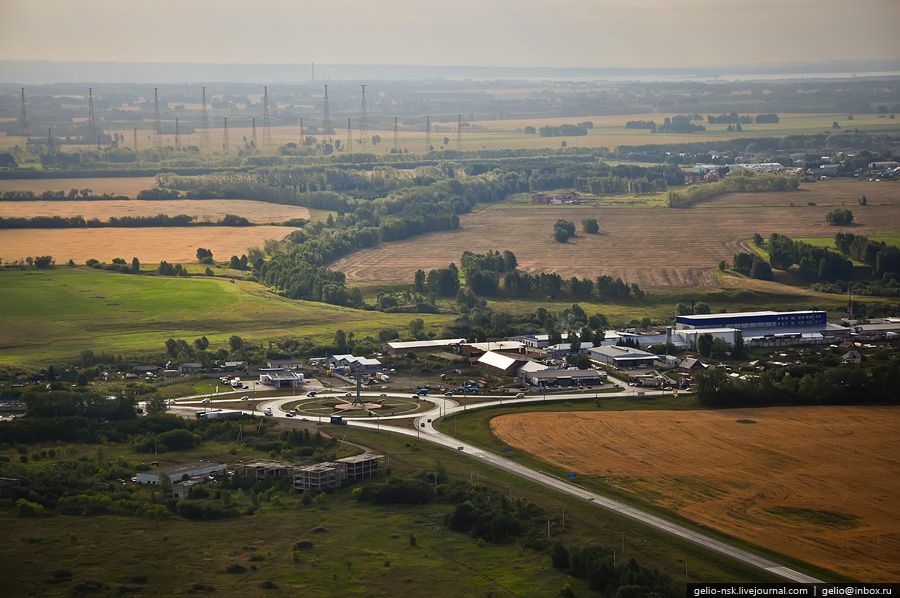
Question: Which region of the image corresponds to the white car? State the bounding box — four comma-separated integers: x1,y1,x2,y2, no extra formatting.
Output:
240,396,250,401
264,408,273,416
201,398,211,404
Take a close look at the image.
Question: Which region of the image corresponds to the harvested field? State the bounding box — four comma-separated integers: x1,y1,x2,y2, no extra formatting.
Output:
0,225,295,263
491,407,900,580
334,182,900,289
0,176,158,197
0,199,309,223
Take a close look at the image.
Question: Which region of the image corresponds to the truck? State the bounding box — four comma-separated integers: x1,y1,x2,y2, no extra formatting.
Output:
330,415,347,425
375,372,390,382
196,409,243,420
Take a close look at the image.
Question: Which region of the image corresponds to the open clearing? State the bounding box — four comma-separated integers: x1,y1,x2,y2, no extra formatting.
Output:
0,199,310,223
490,407,900,581
0,268,454,365
0,176,158,197
0,225,295,263
334,181,900,289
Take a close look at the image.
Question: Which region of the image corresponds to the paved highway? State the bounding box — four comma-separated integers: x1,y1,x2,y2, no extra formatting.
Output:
178,384,823,583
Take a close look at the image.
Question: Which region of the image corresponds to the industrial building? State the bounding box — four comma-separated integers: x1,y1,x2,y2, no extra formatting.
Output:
235,460,295,481
477,351,529,375
675,310,847,346
135,462,227,485
336,454,383,481
329,354,382,373
589,345,658,370
460,340,525,358
383,338,466,356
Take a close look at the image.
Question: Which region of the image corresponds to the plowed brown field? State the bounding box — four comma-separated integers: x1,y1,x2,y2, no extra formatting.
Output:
0,226,296,263
334,181,900,289
0,199,309,223
491,407,900,580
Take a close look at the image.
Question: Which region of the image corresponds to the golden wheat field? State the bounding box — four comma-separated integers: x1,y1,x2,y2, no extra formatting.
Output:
0,176,159,197
0,226,296,264
333,181,900,289
0,199,309,223
491,407,900,580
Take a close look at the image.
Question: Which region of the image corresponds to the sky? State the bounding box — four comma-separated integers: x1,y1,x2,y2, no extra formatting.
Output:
1,0,899,69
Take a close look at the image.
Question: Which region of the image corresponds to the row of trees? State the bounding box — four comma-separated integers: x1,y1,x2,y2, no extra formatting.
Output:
666,171,799,207
0,189,127,201
835,233,900,277
0,214,251,228
768,233,853,283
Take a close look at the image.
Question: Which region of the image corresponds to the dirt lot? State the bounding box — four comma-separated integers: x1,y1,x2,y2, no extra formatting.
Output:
491,407,900,580
0,199,309,223
334,181,900,289
0,176,159,197
0,225,296,263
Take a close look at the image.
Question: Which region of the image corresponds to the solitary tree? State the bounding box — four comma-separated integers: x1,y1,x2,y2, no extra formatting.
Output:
582,218,599,234
697,333,713,358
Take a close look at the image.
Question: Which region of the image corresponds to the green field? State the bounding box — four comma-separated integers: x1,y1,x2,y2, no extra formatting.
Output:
0,419,776,596
794,231,900,249
0,268,453,366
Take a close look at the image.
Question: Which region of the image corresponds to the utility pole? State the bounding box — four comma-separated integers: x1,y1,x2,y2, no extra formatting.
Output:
393,116,400,153
425,115,431,153
359,84,368,146
346,117,352,152
153,87,161,148
88,87,98,148
457,114,462,150
174,117,180,149
200,86,210,151
47,127,53,154
133,127,138,152
262,85,272,147
299,117,304,144
18,88,27,142
251,117,257,147
223,117,229,154
322,84,330,141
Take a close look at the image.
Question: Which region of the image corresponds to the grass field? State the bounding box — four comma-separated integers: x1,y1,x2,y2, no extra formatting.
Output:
0,225,297,264
334,181,900,290
0,421,776,596
0,176,158,197
0,268,454,366
490,407,900,580
0,199,310,223
6,112,897,156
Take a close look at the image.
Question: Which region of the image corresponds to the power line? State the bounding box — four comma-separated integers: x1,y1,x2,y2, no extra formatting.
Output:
346,117,353,153
153,87,161,148
223,116,229,154
200,86,210,151
262,85,272,147
359,84,368,146
393,116,400,153
18,87,27,140
322,84,330,141
88,87,98,148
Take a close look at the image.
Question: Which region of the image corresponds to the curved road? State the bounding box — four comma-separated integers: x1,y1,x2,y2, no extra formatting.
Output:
180,384,822,583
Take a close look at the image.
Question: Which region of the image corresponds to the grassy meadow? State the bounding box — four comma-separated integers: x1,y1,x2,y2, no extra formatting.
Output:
0,268,453,366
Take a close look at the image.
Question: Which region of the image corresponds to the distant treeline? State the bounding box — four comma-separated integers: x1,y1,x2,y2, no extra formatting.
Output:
666,170,799,207
538,124,588,137
0,213,252,228
0,189,128,201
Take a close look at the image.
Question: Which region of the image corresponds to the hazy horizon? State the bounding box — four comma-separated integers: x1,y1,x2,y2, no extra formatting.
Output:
2,0,899,70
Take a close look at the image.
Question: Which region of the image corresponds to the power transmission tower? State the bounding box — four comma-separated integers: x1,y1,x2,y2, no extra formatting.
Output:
457,114,462,150
174,117,180,149
322,84,330,140
299,117,304,144
425,115,431,153
18,88,27,141
393,116,399,153
346,117,352,152
359,84,368,146
47,127,53,154
200,86,210,151
223,116,229,154
262,85,272,147
153,87,161,148
88,87,98,147
251,117,257,147
133,127,138,152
